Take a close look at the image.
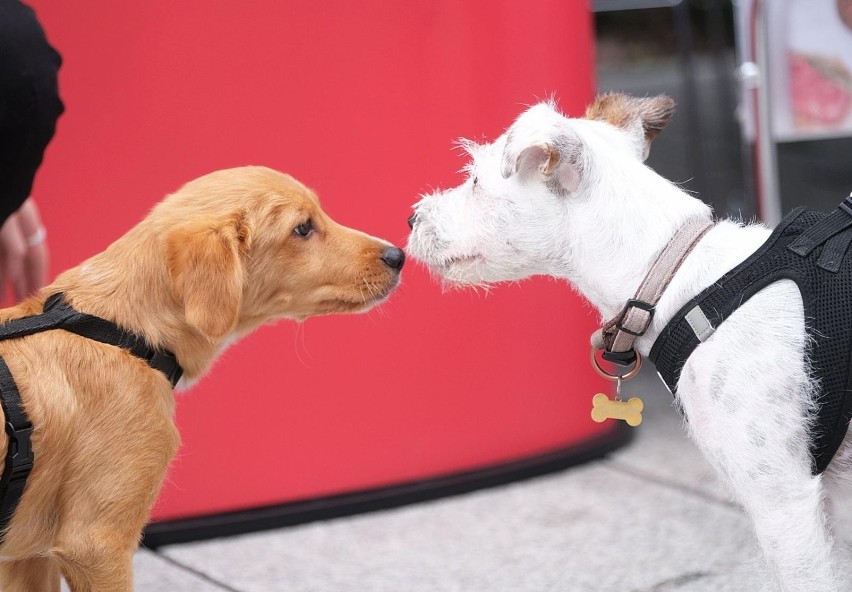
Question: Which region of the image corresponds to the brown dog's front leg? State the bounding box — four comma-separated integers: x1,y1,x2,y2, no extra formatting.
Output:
56,544,133,592
0,556,62,592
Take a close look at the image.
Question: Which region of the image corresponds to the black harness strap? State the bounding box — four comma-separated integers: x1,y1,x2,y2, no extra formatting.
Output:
0,293,182,542
788,196,852,259
35,294,183,386
651,198,852,475
0,358,32,535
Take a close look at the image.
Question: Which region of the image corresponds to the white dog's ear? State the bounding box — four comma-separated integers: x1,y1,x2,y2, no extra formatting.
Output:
501,135,582,194
584,92,675,161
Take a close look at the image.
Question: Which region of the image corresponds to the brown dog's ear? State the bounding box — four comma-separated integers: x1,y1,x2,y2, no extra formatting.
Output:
167,216,248,341
585,93,675,161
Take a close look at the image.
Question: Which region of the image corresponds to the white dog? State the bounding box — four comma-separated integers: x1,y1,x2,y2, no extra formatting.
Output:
407,93,852,592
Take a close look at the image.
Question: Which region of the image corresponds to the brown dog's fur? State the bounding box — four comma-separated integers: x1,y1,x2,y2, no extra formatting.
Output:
0,166,402,591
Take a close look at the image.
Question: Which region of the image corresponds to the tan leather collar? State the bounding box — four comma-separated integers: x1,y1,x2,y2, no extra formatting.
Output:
591,215,714,365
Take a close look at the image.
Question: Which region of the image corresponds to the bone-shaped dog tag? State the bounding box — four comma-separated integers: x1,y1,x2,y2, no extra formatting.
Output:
591,393,644,427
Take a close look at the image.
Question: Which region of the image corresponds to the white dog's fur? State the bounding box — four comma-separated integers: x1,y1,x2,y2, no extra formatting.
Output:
407,94,852,591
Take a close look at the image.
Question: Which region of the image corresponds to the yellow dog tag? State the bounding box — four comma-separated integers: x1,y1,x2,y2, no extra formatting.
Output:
590,348,645,427
591,393,644,427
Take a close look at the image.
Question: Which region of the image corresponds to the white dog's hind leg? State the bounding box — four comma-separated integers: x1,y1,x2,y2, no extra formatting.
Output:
824,431,852,589
825,429,852,493
674,282,845,592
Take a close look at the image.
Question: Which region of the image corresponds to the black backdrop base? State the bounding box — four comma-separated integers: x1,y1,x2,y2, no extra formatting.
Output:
143,423,632,549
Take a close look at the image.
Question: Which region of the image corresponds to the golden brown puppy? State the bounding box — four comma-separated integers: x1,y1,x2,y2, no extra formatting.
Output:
0,166,404,591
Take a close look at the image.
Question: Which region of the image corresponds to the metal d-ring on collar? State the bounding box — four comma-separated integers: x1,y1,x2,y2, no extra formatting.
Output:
591,348,643,402
591,347,643,382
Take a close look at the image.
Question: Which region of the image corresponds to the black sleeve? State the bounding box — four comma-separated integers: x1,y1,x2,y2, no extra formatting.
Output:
0,1,64,225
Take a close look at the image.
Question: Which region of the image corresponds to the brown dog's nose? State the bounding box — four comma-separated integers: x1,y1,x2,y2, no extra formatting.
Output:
407,212,418,229
381,246,405,270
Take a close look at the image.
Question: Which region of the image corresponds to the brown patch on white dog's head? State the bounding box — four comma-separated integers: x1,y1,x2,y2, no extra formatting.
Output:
584,93,675,160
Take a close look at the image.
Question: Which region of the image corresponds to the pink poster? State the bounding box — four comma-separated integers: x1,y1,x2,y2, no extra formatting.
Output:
784,0,852,139
738,0,852,141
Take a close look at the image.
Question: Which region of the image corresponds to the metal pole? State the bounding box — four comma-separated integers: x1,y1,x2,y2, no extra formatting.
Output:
753,0,782,225
672,0,708,200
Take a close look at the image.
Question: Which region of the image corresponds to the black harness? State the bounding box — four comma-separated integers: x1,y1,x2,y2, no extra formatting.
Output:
0,293,182,542
651,196,852,475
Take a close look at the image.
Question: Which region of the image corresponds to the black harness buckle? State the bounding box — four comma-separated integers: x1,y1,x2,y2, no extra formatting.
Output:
147,350,183,386
4,422,33,480
615,299,656,337
601,348,638,366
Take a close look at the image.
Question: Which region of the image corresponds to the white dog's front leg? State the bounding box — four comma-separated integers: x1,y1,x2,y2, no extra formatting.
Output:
674,282,846,592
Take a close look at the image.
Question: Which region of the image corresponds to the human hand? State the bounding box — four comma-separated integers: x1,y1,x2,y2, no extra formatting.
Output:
0,197,49,303
839,0,852,30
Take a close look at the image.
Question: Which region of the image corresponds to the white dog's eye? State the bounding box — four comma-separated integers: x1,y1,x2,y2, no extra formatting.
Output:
472,176,479,187
294,220,314,238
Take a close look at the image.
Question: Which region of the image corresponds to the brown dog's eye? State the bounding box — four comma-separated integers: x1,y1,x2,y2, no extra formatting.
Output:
294,220,313,238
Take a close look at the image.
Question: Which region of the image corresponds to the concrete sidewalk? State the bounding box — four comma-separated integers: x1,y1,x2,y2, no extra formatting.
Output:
125,368,852,591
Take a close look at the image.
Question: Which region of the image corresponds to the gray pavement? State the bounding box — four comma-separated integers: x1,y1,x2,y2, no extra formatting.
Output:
122,368,843,591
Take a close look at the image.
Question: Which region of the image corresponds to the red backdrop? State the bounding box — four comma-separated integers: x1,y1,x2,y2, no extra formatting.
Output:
24,0,606,522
